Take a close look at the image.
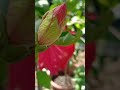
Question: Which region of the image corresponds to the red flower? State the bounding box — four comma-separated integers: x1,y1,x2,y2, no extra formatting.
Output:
38,44,75,75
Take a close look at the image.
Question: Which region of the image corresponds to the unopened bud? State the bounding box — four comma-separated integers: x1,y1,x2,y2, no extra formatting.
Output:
37,3,67,46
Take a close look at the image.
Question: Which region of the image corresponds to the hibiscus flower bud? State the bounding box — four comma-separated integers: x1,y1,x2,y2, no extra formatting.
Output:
37,3,67,46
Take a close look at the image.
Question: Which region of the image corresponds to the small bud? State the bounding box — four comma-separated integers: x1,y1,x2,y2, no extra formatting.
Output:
37,3,67,46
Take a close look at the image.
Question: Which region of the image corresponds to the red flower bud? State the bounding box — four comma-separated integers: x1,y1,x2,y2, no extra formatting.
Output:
38,3,67,46
53,3,67,26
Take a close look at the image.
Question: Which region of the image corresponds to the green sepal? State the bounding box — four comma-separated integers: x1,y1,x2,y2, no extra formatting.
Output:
37,9,64,46
35,32,48,63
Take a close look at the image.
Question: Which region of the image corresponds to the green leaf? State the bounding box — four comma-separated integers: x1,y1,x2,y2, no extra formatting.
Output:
66,0,80,12
37,71,51,89
54,30,82,46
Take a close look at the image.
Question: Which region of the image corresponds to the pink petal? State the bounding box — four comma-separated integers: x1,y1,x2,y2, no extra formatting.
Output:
38,44,75,75
53,3,67,25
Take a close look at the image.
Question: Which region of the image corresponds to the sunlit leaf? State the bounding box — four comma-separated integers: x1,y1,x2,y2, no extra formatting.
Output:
37,71,51,89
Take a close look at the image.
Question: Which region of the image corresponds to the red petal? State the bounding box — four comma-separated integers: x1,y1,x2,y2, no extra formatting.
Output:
53,3,67,25
38,44,75,75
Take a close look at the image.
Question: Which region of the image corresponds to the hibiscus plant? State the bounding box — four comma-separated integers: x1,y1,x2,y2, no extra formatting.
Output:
35,0,85,89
